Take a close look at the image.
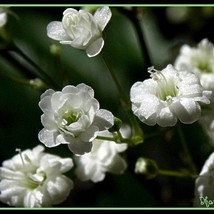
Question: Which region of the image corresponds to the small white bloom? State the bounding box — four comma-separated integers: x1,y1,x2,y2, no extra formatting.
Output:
38,83,114,155
0,7,8,28
174,38,214,91
130,64,212,127
194,152,214,207
74,130,128,183
0,145,74,207
47,6,112,57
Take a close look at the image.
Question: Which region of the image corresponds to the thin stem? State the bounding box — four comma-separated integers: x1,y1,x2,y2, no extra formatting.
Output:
96,133,130,144
11,44,61,90
96,135,117,142
100,53,144,145
158,169,197,179
118,7,152,68
100,53,130,109
0,71,30,87
176,123,198,175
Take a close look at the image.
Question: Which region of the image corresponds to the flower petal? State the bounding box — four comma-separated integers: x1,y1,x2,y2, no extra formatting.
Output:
93,109,114,130
157,105,177,127
171,98,201,124
86,37,104,57
47,21,70,41
38,129,61,147
67,138,93,155
93,6,112,31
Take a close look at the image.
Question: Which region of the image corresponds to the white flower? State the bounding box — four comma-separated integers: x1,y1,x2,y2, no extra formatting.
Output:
74,130,128,183
47,6,112,57
194,152,214,207
174,38,214,91
130,64,212,127
38,83,114,155
0,7,8,28
0,145,73,207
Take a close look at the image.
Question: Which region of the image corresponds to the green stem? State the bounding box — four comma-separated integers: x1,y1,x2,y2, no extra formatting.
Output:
0,72,30,86
100,53,130,109
158,169,197,179
96,135,117,142
118,7,152,68
11,44,61,90
96,132,130,143
176,123,198,175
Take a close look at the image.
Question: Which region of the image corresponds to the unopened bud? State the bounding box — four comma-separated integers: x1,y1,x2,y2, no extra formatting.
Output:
109,117,122,132
29,78,47,90
134,157,158,179
49,44,61,56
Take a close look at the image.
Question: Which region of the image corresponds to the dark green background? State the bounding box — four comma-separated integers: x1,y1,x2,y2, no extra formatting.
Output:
0,6,214,207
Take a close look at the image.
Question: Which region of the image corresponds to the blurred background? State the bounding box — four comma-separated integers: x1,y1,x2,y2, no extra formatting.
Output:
0,6,214,207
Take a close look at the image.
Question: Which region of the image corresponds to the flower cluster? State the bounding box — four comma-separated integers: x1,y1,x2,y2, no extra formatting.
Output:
2,5,214,208
74,130,128,183
47,6,112,57
38,83,114,155
0,145,73,207
175,38,214,92
130,64,211,127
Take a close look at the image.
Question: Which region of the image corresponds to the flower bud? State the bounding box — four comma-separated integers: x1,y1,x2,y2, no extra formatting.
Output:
29,78,48,90
134,157,158,179
109,117,122,132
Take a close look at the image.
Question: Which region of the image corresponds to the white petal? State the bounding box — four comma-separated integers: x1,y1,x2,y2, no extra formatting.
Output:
200,152,214,175
80,125,99,142
58,158,74,173
133,96,159,120
157,106,177,127
38,129,61,147
44,176,73,205
130,80,157,103
40,88,55,100
108,155,127,174
67,138,92,155
47,21,70,41
93,6,112,31
0,167,23,180
39,95,54,117
76,83,94,97
0,13,7,27
93,109,114,130
86,37,104,57
41,114,57,130
171,98,201,124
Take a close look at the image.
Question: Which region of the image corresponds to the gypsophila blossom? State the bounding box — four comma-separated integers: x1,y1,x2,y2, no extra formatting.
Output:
194,152,214,207
0,145,73,207
174,38,214,91
0,7,8,28
74,130,128,183
130,64,212,127
38,83,114,155
46,6,112,57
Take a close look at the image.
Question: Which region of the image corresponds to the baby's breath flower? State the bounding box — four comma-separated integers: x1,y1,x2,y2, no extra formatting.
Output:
175,38,214,91
38,83,114,155
0,145,73,207
47,6,112,57
130,64,212,127
74,130,128,183
194,152,214,207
